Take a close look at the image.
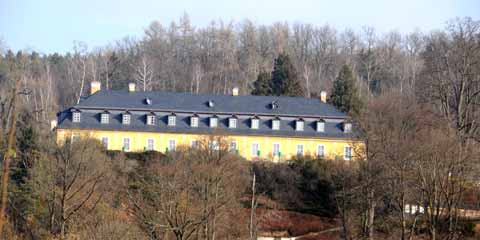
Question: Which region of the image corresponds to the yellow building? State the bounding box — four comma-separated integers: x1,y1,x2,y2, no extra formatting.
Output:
55,82,361,161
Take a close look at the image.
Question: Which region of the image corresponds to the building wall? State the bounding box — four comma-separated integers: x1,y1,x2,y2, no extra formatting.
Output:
56,128,362,161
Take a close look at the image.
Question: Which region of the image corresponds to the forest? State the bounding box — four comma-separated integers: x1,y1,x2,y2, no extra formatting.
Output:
0,15,479,240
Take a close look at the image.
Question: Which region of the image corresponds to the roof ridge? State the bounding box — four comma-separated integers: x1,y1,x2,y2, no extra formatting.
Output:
98,89,324,101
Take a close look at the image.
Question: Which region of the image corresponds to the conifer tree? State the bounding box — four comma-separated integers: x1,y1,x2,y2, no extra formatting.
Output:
330,65,363,116
271,54,303,96
251,71,272,95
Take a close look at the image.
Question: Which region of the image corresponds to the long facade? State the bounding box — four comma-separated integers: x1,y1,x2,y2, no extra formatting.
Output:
55,82,361,161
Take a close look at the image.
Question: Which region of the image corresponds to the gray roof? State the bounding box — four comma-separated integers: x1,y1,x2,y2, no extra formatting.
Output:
57,111,356,139
57,90,357,139
75,90,348,118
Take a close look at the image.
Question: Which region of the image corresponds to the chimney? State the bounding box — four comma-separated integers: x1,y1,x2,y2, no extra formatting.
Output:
90,81,101,95
128,82,136,92
232,87,239,96
320,91,327,103
50,120,57,131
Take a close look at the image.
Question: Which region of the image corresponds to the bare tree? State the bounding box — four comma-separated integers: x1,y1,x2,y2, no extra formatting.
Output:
73,42,88,104
133,49,155,91
31,138,113,239
128,136,249,240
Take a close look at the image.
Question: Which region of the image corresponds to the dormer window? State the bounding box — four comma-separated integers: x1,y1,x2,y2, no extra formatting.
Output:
295,119,304,131
100,111,109,124
270,101,279,109
210,116,218,128
229,116,237,128
145,98,152,105
208,100,215,108
251,116,260,129
72,111,81,123
122,112,131,125
272,117,280,130
190,114,199,128
168,113,176,126
316,119,325,132
343,121,352,133
146,113,156,125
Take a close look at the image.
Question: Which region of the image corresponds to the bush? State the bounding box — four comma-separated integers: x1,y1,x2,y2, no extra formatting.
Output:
252,157,337,217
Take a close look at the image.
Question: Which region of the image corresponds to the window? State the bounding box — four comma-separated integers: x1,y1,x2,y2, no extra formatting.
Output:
72,112,81,123
71,134,80,143
101,137,109,149
229,118,237,128
146,139,155,151
317,145,325,158
344,122,352,133
229,141,237,153
296,120,304,131
146,115,156,125
168,139,176,152
344,146,353,160
122,114,131,125
210,117,218,128
209,140,219,150
191,140,199,148
296,144,304,156
272,143,280,157
251,143,260,157
251,118,259,129
123,138,130,152
317,121,325,132
101,113,109,124
191,116,199,127
168,115,176,126
272,119,280,130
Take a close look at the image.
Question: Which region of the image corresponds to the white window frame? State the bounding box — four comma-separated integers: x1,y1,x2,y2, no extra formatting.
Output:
316,144,325,158
146,115,156,125
229,141,237,153
101,113,109,124
251,118,259,129
296,144,304,156
71,134,80,143
272,119,280,130
191,140,199,148
272,143,281,157
317,121,325,132
168,115,176,126
191,116,199,127
210,117,218,128
122,114,131,125
101,136,109,149
296,120,304,131
229,118,237,128
168,139,176,152
146,138,155,151
344,123,352,133
344,146,353,160
72,112,81,123
251,143,260,157
209,140,219,150
123,137,131,152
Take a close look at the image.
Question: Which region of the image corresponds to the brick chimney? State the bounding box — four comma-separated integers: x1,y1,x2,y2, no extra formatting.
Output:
128,82,136,92
90,81,101,95
232,87,239,96
320,91,327,103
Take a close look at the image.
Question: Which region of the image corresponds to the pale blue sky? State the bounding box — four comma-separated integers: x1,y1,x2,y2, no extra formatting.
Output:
1,0,479,54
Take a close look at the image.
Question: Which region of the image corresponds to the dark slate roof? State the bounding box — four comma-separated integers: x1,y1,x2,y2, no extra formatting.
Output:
74,90,348,118
57,90,358,139
57,111,357,139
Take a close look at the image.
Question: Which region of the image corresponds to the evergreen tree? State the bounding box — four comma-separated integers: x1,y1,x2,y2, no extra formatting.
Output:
330,65,363,116
270,54,303,96
251,70,272,95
